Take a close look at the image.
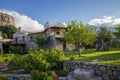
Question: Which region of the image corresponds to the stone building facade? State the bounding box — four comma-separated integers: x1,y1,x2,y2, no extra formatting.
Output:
11,22,67,52
44,22,67,50
1,22,77,53
12,27,39,52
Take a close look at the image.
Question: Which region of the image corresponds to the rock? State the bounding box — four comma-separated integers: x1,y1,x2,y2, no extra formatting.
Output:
107,70,112,76
95,70,102,75
99,67,106,71
0,67,8,71
113,71,118,76
102,74,109,80
74,68,94,80
59,77,67,80
0,13,15,26
90,77,103,80
67,71,77,80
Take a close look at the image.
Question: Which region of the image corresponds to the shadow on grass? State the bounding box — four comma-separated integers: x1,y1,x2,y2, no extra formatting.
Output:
65,49,96,57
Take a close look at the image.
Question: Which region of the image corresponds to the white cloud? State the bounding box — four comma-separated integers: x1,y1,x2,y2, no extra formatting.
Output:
0,9,44,32
88,16,120,27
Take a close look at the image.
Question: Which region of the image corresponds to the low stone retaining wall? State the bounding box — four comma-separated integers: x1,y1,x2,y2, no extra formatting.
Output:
0,74,31,80
63,61,120,80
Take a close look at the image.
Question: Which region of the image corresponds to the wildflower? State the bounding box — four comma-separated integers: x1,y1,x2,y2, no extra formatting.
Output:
33,68,37,73
42,69,44,72
48,71,51,75
54,77,58,80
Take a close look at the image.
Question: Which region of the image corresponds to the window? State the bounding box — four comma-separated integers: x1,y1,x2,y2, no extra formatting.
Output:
30,36,33,40
23,36,25,41
56,31,60,35
15,37,17,43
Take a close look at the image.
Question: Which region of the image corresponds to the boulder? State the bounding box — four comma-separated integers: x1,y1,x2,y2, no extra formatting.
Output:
74,68,94,80
67,71,77,80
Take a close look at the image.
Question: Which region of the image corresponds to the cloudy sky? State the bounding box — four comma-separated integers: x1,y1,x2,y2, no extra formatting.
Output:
0,0,120,32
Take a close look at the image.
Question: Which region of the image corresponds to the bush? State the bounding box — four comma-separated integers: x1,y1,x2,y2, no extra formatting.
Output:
8,55,24,69
69,56,75,60
111,39,120,48
31,69,58,80
60,67,70,77
0,74,11,80
8,49,66,73
9,46,23,54
0,54,15,63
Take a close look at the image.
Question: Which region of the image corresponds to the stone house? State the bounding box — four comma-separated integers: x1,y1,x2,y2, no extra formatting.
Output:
12,22,68,52
0,22,75,53
12,27,40,52
44,22,67,50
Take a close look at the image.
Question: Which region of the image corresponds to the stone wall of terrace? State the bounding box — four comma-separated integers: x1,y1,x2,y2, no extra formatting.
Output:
63,61,120,80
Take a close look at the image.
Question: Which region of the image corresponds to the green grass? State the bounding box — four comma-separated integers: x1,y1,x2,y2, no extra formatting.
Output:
65,48,120,66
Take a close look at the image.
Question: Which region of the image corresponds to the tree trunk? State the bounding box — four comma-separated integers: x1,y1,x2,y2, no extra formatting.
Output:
78,44,80,57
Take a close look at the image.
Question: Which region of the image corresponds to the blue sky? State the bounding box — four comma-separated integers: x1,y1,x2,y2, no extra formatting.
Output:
0,0,120,32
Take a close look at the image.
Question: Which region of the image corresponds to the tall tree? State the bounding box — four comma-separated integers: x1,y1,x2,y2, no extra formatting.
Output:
96,27,114,51
63,21,97,57
115,25,120,38
0,25,17,38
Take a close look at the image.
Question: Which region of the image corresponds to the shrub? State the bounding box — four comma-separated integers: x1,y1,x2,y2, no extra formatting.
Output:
31,69,58,80
69,56,75,60
8,49,66,73
8,55,24,69
0,54,15,63
9,46,23,54
111,39,120,48
60,67,70,77
0,74,11,80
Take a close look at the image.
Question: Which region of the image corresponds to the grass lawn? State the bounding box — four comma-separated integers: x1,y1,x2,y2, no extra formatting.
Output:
65,48,120,66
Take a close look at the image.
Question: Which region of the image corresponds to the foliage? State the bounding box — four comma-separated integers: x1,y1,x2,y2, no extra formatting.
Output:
0,25,17,38
0,74,11,80
60,67,70,77
111,39,120,48
0,54,15,63
31,69,58,80
63,21,97,56
64,21,96,45
96,27,114,51
32,34,50,49
115,25,120,38
8,49,66,73
9,46,23,54
8,55,24,69
1,33,8,38
69,56,75,60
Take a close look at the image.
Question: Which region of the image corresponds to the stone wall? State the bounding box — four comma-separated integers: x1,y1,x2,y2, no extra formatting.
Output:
63,61,120,80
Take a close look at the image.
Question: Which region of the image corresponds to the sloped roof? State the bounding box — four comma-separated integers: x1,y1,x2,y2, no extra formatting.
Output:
50,22,66,28
13,31,27,37
28,32,43,35
44,22,67,32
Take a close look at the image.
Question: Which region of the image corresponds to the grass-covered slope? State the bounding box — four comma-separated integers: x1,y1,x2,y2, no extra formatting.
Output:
65,48,120,65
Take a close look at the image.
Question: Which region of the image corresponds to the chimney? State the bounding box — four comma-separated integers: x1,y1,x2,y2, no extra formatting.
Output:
44,22,50,29
18,26,22,32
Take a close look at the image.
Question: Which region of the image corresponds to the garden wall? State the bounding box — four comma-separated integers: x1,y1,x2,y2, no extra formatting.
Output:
63,61,120,80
